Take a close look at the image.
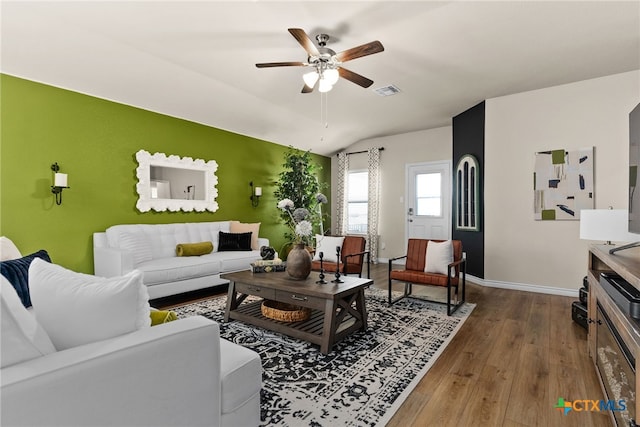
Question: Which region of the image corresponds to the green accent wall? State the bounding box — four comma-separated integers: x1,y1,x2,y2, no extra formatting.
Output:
0,74,331,273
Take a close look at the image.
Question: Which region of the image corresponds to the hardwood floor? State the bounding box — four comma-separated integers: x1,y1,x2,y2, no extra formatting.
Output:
374,264,611,427
153,263,611,427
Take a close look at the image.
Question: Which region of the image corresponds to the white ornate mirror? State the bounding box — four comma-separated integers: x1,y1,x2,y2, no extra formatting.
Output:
135,150,219,212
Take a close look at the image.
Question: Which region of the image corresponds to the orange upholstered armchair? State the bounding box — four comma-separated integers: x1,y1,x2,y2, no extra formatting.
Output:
311,235,370,278
388,239,466,315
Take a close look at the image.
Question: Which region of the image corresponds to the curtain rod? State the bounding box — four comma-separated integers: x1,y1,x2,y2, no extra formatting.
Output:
341,147,385,156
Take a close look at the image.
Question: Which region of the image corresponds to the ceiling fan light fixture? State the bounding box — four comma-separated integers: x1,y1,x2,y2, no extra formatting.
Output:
303,70,319,88
318,78,333,93
324,68,339,86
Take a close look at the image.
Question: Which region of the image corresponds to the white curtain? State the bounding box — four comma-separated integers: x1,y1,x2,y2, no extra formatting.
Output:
367,148,381,263
335,152,349,236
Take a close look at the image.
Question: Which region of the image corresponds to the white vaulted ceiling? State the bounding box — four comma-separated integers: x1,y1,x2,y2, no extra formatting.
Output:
2,1,639,156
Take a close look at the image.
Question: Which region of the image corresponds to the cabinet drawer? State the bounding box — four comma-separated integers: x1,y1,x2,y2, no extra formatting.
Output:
235,282,276,300
275,290,325,310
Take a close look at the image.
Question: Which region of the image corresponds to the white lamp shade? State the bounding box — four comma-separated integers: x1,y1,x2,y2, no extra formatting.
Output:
254,187,262,196
324,68,339,86
54,173,68,187
303,71,319,88
318,78,333,93
579,209,638,242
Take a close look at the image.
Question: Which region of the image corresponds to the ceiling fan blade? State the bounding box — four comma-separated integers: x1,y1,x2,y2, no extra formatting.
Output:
288,28,320,57
335,41,384,62
339,67,374,88
256,61,305,68
301,84,314,94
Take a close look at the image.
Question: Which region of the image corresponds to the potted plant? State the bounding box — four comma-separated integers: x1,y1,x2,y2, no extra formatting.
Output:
274,147,328,253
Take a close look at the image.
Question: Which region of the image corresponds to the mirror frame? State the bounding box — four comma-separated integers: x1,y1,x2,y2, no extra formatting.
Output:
135,149,219,212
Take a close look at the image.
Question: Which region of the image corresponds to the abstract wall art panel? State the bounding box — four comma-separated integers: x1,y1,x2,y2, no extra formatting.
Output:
533,147,594,220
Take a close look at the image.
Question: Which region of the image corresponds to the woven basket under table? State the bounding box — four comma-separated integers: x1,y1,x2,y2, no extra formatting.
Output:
261,300,311,322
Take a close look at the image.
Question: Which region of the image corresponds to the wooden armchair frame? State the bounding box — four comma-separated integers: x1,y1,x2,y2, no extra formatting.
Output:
388,239,466,315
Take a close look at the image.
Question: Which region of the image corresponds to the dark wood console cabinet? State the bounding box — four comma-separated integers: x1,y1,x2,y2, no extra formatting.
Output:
588,244,640,426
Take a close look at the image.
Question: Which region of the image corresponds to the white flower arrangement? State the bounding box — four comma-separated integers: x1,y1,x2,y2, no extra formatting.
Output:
278,199,315,245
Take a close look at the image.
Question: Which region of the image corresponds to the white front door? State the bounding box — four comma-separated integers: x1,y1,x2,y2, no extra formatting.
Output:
406,161,452,241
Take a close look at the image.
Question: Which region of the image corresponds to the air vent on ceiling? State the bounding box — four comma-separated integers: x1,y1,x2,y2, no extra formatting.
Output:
373,84,401,97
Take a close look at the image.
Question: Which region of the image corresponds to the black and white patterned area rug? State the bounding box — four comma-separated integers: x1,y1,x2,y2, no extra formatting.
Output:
172,288,474,426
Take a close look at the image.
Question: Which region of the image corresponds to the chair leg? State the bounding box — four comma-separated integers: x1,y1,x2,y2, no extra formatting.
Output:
388,278,409,305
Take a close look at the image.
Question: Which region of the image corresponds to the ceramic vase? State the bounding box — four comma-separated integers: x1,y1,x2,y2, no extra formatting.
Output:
286,243,312,280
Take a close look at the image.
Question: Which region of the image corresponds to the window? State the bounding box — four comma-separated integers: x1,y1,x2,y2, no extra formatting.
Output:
347,171,368,234
416,172,442,216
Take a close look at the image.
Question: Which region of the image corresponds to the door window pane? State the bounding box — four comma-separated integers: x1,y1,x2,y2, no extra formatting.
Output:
416,172,441,216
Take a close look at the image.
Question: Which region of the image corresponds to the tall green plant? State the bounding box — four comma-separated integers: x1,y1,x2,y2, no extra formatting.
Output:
274,147,327,245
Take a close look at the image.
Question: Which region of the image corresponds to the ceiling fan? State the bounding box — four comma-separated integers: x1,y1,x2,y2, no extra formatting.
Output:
256,28,384,93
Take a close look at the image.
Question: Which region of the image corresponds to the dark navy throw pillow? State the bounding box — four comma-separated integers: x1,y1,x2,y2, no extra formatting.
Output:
1,250,51,308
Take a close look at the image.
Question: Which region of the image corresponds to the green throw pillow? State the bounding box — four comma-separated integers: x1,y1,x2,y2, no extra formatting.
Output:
150,310,178,326
175,241,213,257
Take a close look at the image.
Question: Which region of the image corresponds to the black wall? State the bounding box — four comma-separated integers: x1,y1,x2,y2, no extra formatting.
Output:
452,101,485,278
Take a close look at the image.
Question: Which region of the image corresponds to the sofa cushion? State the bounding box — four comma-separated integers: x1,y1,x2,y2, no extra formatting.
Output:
216,250,261,273
219,338,262,414
29,259,151,351
119,231,153,265
230,221,261,250
185,221,230,253
1,276,56,368
136,256,222,286
0,249,51,308
313,235,345,263
218,232,252,252
1,236,22,261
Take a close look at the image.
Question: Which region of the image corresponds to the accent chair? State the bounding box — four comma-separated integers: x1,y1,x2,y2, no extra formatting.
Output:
388,238,466,315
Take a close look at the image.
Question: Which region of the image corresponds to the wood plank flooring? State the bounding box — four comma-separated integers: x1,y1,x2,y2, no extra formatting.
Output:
153,263,612,427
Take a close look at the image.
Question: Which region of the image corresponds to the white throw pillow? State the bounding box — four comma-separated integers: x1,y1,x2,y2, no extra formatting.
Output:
29,259,151,351
424,240,453,276
1,276,56,368
313,235,346,263
1,236,22,261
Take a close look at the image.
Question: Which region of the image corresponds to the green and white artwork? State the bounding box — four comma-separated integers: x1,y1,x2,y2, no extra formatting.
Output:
533,147,594,220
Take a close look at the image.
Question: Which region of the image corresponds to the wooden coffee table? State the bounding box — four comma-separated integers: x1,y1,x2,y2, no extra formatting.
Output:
221,270,372,354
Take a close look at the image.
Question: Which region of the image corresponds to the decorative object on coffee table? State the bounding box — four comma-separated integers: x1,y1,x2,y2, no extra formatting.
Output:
316,252,327,284
261,300,311,322
286,243,312,280
260,246,276,260
331,245,343,283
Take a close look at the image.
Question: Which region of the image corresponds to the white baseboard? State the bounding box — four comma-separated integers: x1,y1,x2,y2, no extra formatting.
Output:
377,260,580,298
467,274,579,298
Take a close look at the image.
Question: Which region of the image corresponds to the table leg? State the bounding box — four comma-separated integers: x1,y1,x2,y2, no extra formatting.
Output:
224,280,237,323
320,298,337,354
356,289,368,331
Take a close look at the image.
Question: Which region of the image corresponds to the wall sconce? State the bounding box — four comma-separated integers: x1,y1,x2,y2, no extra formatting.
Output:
51,162,70,205
249,181,262,208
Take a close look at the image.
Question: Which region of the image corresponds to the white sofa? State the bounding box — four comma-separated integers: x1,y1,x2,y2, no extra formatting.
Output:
1,235,262,427
94,221,268,299
2,315,262,427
